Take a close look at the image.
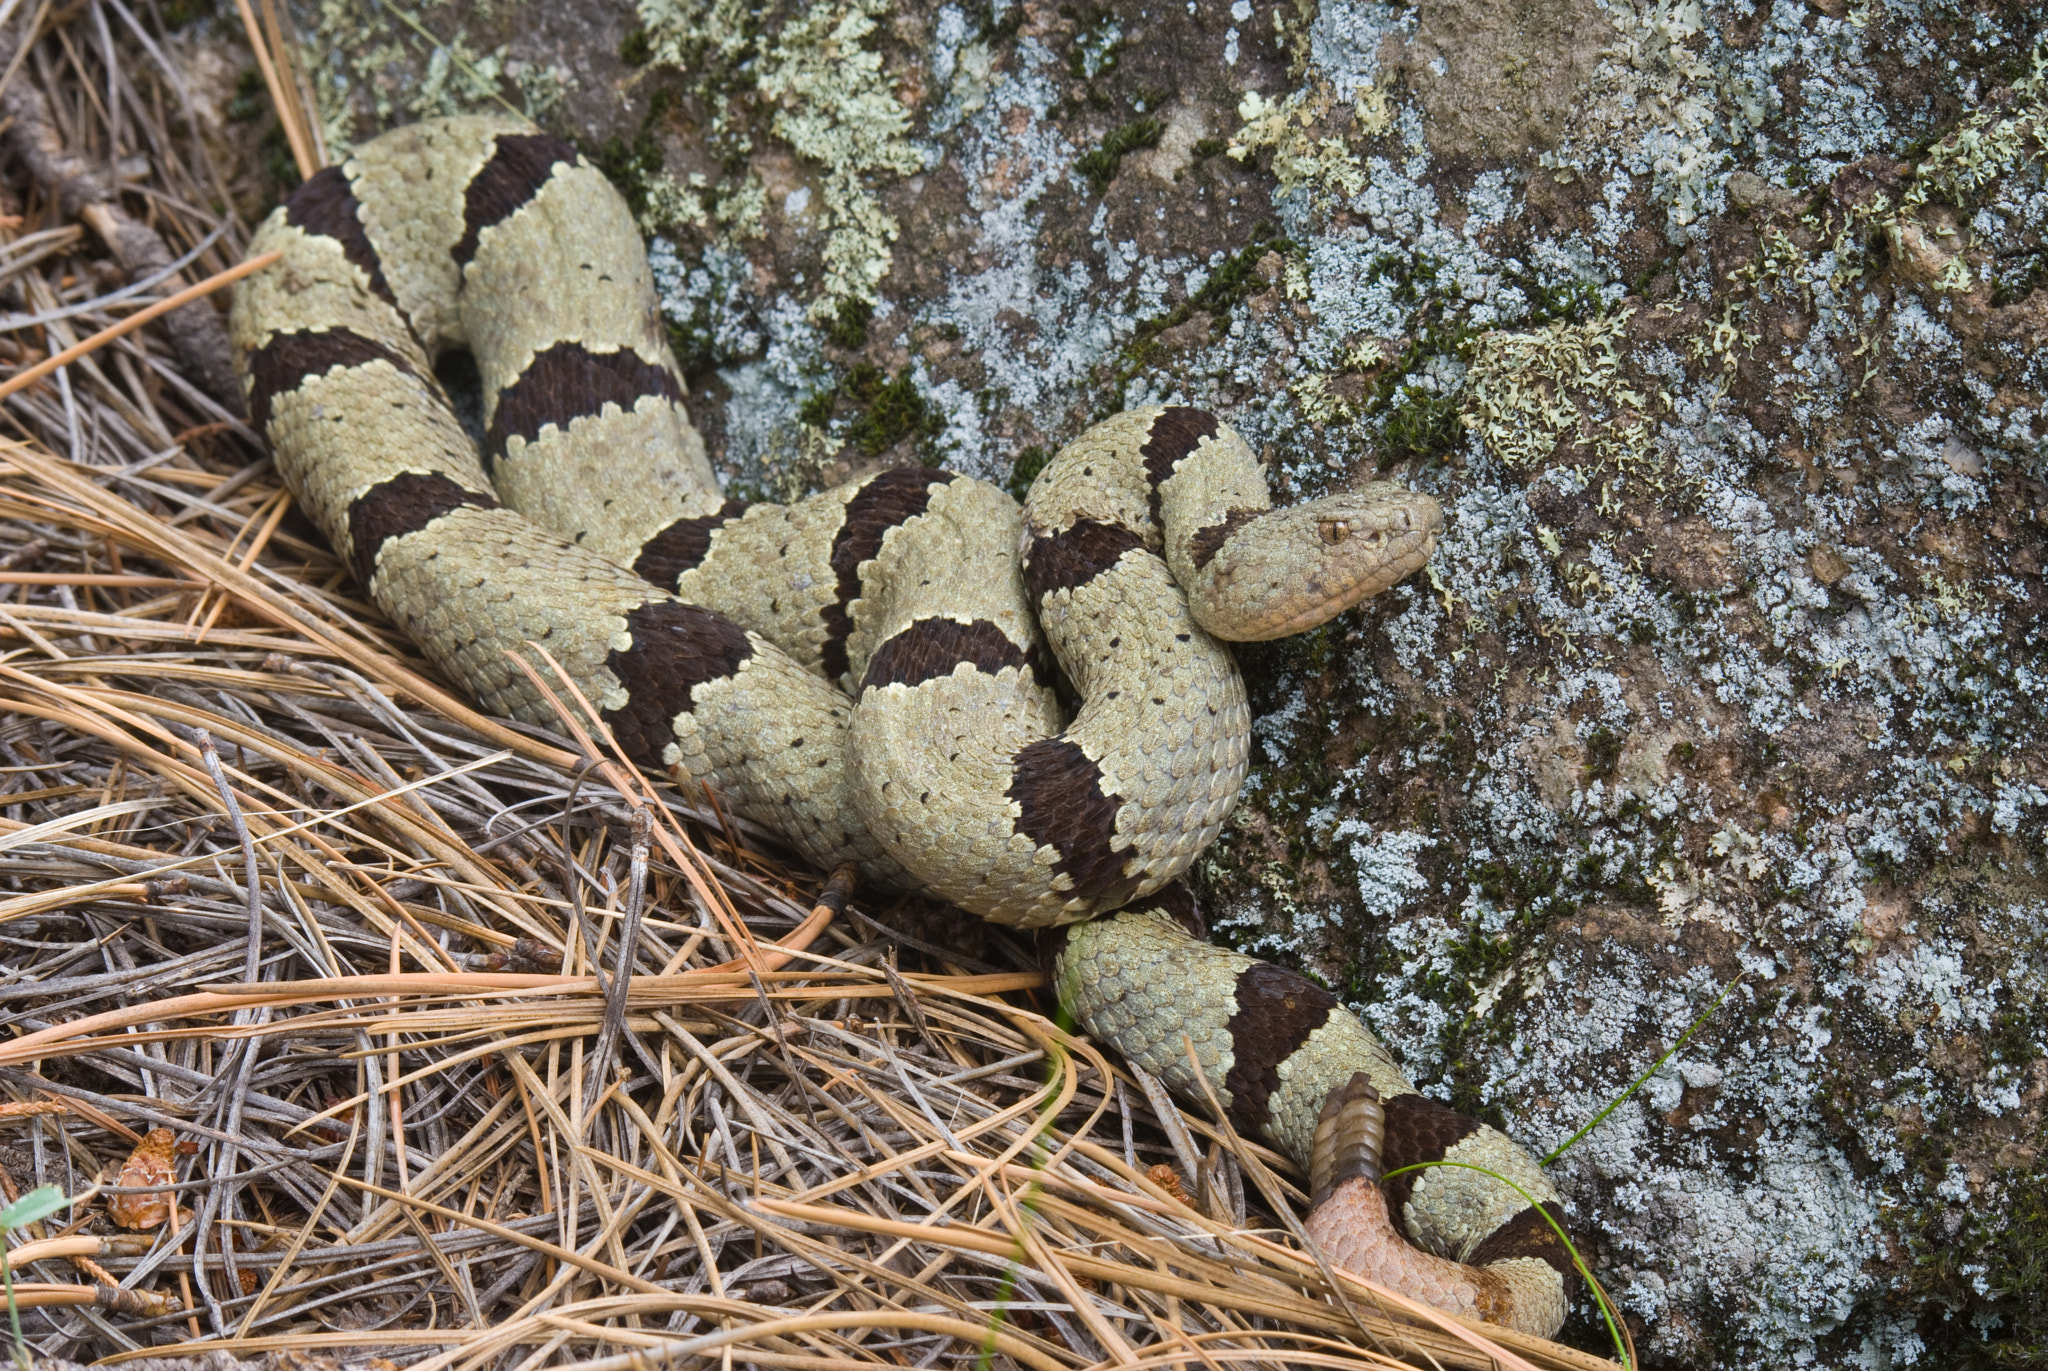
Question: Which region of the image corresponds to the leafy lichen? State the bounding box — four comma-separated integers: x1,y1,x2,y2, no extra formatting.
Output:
754,0,924,317
1462,310,1655,474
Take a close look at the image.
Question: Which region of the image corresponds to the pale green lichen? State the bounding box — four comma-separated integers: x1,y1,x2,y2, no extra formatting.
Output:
639,0,921,319
1461,309,1657,473
1908,42,2048,209
1228,84,1366,204
758,0,923,316
637,168,766,239
1534,0,1757,232
1875,41,2048,293
639,172,712,235
1295,339,1390,426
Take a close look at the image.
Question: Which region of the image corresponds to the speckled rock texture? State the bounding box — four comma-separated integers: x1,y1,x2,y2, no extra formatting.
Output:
251,0,2048,1362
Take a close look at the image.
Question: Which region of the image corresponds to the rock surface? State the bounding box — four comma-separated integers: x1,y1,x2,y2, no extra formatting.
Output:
233,0,2048,1362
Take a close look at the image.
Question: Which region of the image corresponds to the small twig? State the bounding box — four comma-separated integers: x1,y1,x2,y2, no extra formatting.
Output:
192,727,261,981
582,804,651,1127
0,251,279,405
0,223,229,331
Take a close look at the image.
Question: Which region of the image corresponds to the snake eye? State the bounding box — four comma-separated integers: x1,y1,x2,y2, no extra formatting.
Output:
1319,519,1351,546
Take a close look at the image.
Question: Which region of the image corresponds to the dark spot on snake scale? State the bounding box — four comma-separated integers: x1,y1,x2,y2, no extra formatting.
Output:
453,132,579,267
346,471,498,588
861,617,1036,692
282,167,398,311
820,469,960,683
245,328,422,432
1467,1200,1575,1278
1185,506,1263,570
1008,738,1135,906
600,601,754,769
485,343,685,471
1020,519,1143,612
1221,963,1335,1138
1139,407,1218,526
1376,1093,1482,1217
633,499,750,588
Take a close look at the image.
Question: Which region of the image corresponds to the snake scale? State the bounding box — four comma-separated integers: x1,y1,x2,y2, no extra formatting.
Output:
229,115,1573,1338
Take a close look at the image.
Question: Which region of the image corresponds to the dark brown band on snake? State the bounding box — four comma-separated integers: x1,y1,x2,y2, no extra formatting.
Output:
861,617,1034,692
1139,405,1219,523
283,168,397,311
454,132,578,266
346,471,498,587
1223,962,1338,1134
1377,1092,1482,1215
1184,507,1262,570
1008,737,1134,906
601,602,756,768
633,500,751,586
485,342,686,468
246,328,420,431
822,469,961,683
1020,519,1145,612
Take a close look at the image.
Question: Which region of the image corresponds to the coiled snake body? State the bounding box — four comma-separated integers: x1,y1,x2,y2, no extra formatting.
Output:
230,116,1572,1337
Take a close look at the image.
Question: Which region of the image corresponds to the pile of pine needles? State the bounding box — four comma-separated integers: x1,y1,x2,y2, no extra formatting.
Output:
0,4,1620,1369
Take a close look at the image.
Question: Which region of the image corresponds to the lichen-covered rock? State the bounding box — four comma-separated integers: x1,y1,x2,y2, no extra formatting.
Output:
289,0,2047,1361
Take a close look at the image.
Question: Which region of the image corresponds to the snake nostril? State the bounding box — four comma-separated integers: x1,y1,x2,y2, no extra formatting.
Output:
1319,519,1350,546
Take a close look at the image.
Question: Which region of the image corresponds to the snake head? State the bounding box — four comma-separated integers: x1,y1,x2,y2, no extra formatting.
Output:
1184,482,1443,641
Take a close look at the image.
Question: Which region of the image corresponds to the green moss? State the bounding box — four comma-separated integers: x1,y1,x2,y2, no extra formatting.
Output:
583,130,666,222
1192,225,1286,313
227,68,267,122
1990,248,2048,307
1379,385,1465,463
1192,136,1228,159
846,366,941,458
228,69,302,191
1075,117,1162,192
620,28,654,66
801,363,943,459
1006,444,1050,502
826,296,874,350
1585,727,1623,780
158,0,217,27
1109,223,1292,399
1520,274,1606,329
1902,1149,2048,1366
647,82,686,123
1063,10,1125,82
984,0,1025,44
796,387,838,430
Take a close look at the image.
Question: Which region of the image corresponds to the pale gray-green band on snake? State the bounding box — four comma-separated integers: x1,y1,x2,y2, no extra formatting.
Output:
229,114,1570,1338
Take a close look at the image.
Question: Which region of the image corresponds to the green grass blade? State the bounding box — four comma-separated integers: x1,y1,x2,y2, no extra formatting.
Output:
1377,1158,1631,1369
1541,971,1745,1167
